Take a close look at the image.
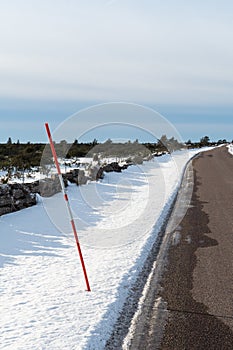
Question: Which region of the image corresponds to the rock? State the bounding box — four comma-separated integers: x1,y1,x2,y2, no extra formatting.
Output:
103,162,122,173
63,169,88,185
0,206,12,216
131,155,143,164
0,183,37,216
0,184,10,196
88,166,100,181
0,196,12,207
39,178,60,197
38,175,68,197
77,170,88,185
121,164,130,170
25,181,40,194
96,167,104,180
65,172,75,183
12,188,24,199
25,194,36,206
94,162,130,182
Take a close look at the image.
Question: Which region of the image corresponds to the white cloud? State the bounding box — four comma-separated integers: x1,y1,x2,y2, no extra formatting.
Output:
0,1,233,105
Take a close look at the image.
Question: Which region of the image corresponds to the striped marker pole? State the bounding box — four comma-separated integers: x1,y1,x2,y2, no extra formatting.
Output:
45,123,91,292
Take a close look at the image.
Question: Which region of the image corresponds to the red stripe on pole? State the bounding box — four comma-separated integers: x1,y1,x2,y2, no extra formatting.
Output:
45,122,51,138
45,123,61,175
71,219,91,292
45,122,91,292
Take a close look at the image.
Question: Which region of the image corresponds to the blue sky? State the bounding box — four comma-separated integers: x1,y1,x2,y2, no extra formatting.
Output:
0,0,233,143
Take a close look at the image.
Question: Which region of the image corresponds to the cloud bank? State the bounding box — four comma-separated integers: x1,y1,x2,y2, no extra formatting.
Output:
0,0,233,105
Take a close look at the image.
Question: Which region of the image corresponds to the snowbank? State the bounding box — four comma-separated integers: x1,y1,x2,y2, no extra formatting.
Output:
227,144,233,156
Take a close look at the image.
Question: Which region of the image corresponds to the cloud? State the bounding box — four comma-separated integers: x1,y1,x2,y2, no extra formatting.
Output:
0,1,233,105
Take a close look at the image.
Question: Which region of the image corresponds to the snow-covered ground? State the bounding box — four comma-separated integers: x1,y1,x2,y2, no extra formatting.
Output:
1,148,211,350
227,143,233,155
0,157,127,184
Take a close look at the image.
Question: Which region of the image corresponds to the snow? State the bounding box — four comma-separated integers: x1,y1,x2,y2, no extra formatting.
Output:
0,148,212,349
227,144,233,155
0,170,43,184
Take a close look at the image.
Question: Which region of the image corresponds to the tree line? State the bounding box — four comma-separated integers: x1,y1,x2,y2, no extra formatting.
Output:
0,135,229,182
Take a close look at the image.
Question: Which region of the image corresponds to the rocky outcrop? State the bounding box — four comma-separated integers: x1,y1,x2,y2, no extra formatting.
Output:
0,175,69,216
25,181,40,194
0,183,37,216
62,162,132,184
0,158,145,216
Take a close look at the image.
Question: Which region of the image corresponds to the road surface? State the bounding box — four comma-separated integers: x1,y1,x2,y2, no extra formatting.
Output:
129,146,233,349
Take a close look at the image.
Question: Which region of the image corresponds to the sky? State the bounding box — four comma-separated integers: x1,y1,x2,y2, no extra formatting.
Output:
0,0,233,143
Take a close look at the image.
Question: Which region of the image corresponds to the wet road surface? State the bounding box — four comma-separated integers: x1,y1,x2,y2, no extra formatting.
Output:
130,146,233,349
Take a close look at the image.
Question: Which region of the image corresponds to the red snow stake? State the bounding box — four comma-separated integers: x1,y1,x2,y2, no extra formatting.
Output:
45,123,91,292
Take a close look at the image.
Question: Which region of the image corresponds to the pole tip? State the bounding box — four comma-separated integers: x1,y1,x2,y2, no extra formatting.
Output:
45,123,51,137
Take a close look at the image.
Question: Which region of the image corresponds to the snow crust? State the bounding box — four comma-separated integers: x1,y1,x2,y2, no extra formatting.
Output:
1,148,210,349
227,144,233,155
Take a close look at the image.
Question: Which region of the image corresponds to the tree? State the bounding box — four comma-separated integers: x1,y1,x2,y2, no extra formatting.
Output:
7,137,12,145
104,138,112,144
200,136,210,147
92,138,98,146
12,151,32,183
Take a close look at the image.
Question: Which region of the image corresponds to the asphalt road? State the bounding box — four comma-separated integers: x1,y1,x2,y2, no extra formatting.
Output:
129,146,233,349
